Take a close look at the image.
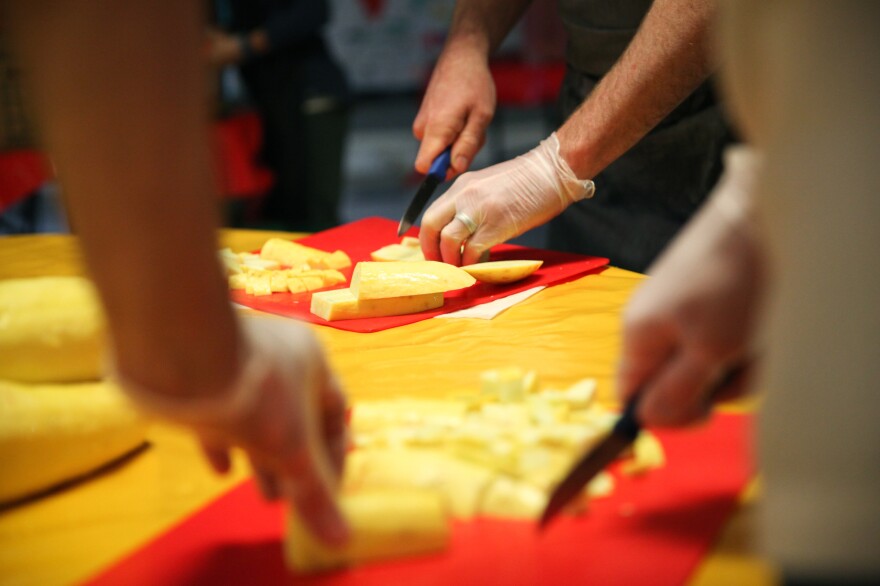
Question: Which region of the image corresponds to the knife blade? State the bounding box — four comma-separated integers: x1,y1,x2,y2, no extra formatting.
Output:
539,394,642,529
539,364,748,530
397,147,452,237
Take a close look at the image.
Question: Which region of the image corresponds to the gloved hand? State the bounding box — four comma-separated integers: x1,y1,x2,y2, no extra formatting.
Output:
413,43,496,177
420,133,595,266
617,147,765,427
114,316,349,546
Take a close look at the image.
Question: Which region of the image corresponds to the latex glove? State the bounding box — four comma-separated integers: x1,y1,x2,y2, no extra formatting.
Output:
115,316,349,545
413,44,496,177
420,133,595,266
617,146,765,427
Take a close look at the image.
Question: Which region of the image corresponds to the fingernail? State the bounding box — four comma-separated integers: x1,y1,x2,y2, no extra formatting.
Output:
455,155,468,170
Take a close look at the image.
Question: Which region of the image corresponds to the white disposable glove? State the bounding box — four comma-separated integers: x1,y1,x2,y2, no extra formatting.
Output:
419,133,596,266
114,316,349,545
617,146,765,427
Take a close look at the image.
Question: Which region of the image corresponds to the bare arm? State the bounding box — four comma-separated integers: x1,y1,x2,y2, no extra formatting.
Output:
413,0,532,174
8,0,239,398
444,0,532,57
557,0,718,179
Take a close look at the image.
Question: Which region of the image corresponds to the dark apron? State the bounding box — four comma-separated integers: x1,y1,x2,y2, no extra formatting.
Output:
551,0,736,272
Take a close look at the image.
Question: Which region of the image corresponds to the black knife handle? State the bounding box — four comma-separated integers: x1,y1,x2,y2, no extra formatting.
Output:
615,361,750,440
613,395,642,441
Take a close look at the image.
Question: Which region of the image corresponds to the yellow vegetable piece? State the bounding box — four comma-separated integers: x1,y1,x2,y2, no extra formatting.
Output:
260,238,351,270
370,243,426,262
286,277,308,294
0,276,105,383
344,449,493,519
300,275,327,291
479,476,547,520
0,379,148,505
460,260,543,284
246,274,273,296
285,489,449,573
228,274,247,290
351,261,475,300
310,289,443,321
370,236,424,262
480,367,537,402
319,269,347,286
323,250,354,270
622,431,666,475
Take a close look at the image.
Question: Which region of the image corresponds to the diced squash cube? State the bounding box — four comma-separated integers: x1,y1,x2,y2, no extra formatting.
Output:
286,278,308,294
285,489,449,573
479,476,547,520
228,274,247,290
343,449,493,519
260,238,351,270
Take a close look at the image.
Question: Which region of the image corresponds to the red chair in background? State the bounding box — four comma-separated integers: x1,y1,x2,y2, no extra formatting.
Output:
0,149,52,215
213,110,274,201
212,110,274,226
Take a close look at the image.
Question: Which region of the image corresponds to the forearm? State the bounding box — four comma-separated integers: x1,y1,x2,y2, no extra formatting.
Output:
557,0,717,179
443,0,533,59
8,0,240,397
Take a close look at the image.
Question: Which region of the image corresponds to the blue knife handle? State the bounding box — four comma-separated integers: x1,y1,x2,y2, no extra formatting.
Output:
427,147,452,181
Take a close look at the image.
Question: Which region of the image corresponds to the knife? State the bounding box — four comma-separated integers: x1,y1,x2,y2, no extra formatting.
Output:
539,365,747,529
539,393,642,529
397,147,452,237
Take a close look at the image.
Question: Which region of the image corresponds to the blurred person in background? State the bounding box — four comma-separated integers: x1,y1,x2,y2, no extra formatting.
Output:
414,0,735,271
207,0,350,232
5,0,350,546
617,1,880,584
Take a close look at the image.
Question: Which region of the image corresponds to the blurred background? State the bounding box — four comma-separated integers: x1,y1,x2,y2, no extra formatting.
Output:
0,0,565,247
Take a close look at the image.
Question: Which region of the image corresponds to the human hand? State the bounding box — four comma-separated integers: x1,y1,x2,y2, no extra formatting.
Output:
419,133,595,266
117,316,349,545
617,147,765,427
413,45,496,177
206,29,242,67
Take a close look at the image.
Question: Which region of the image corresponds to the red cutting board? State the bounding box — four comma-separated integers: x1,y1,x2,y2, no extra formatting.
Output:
86,414,753,586
229,217,609,332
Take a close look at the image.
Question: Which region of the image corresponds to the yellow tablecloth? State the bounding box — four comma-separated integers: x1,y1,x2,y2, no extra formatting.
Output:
0,230,777,586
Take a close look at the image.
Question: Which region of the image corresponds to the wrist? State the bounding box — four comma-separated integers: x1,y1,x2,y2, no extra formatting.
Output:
441,32,491,66
555,124,602,180
110,321,264,426
711,146,761,231
539,133,596,203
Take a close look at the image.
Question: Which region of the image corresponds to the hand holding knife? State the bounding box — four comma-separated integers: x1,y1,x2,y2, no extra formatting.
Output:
540,363,748,529
397,147,452,237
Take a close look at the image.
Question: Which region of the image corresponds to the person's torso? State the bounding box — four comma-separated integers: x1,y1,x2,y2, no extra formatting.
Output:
557,0,653,77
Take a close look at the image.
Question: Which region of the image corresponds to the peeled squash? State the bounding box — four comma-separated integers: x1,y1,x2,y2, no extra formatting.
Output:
461,260,543,284
285,489,449,573
0,379,149,505
351,261,475,300
370,237,425,262
0,276,106,383
310,289,444,321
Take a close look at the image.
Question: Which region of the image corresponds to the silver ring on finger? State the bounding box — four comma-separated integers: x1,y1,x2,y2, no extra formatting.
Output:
454,211,478,235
